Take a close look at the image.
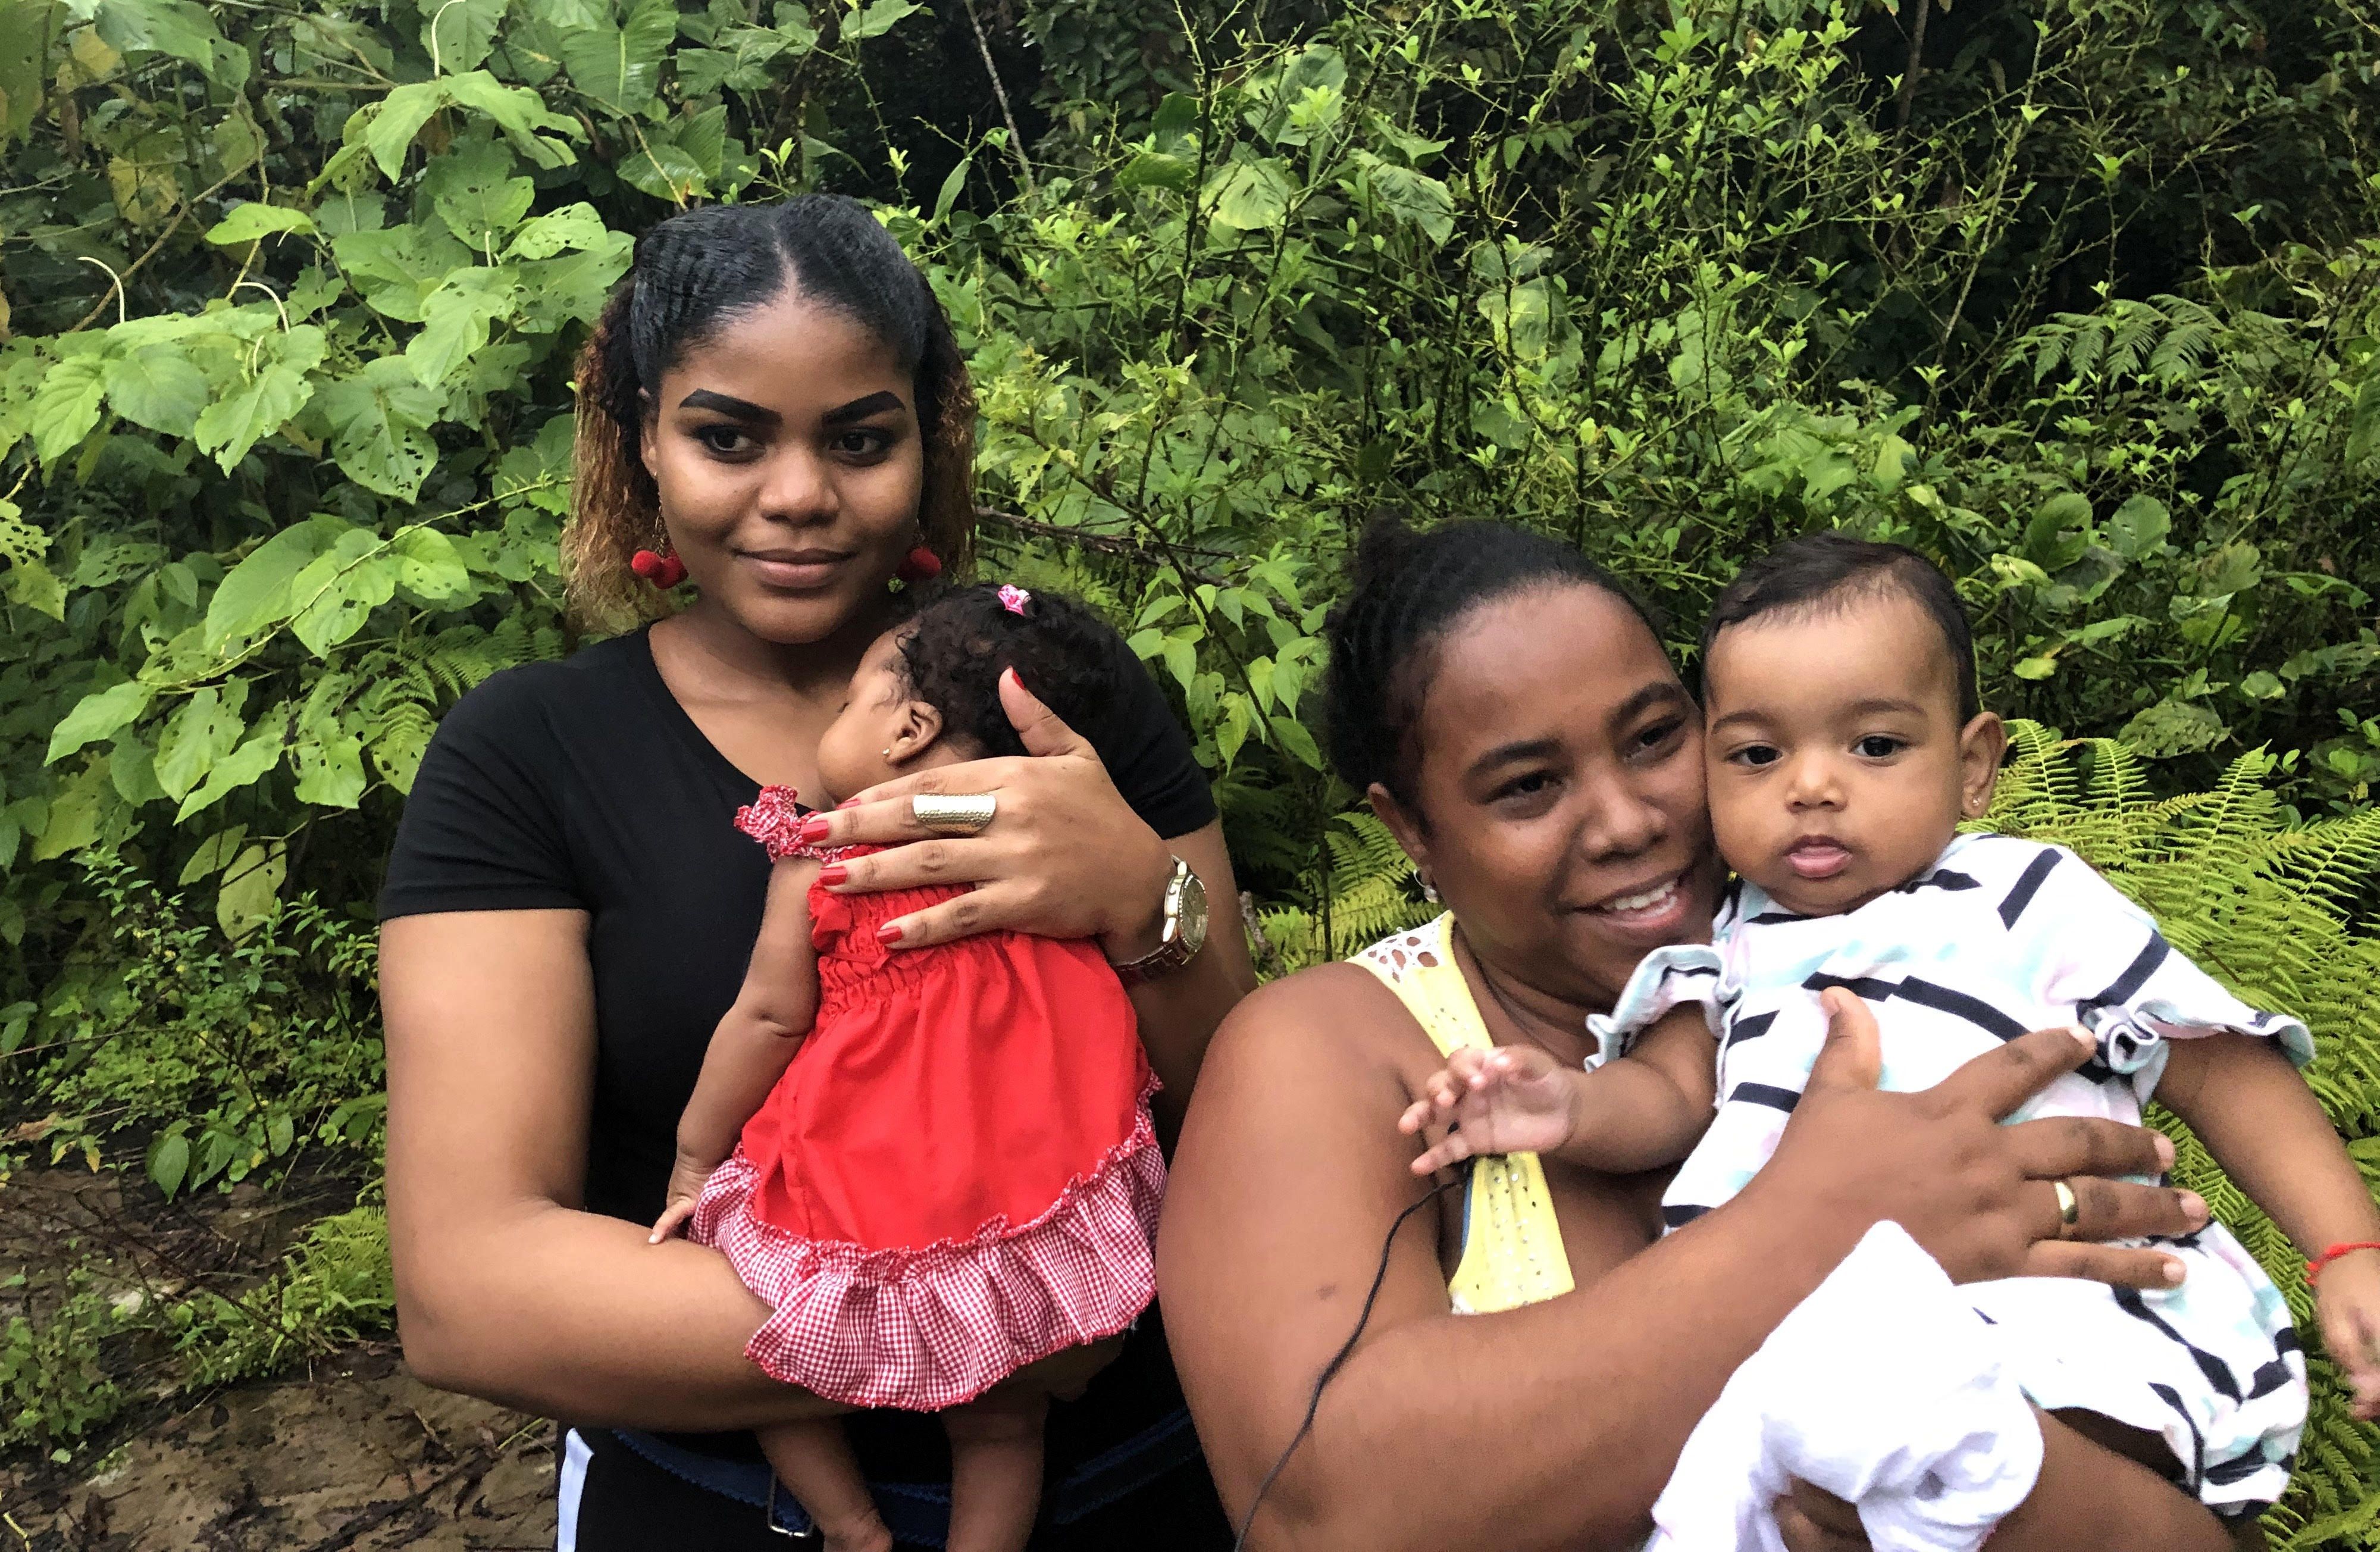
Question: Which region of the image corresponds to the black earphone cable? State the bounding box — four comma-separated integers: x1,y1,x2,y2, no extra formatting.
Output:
1229,1175,1460,1551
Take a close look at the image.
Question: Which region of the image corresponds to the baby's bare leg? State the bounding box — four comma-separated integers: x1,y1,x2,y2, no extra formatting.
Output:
943,1388,1050,1552
754,1419,890,1552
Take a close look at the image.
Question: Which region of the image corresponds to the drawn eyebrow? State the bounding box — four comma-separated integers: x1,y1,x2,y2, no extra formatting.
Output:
821,390,906,426
677,389,778,424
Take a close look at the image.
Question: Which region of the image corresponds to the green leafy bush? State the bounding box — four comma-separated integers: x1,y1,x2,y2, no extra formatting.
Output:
0,0,2376,1534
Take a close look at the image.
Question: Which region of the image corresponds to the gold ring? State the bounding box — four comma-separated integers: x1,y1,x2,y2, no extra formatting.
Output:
910,793,997,836
2053,1179,2080,1236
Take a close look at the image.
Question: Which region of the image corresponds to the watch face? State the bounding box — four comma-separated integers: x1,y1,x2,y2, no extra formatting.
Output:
1175,865,1210,951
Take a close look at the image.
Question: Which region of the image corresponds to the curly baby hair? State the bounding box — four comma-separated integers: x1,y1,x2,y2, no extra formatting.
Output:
566,195,978,631
1322,517,1662,809
894,585,1131,761
1703,531,1980,724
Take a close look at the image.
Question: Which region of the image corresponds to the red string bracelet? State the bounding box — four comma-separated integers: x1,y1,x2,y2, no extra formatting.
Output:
2306,1243,2380,1283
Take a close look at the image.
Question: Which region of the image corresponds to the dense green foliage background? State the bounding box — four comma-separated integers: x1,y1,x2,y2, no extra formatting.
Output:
0,0,2375,1536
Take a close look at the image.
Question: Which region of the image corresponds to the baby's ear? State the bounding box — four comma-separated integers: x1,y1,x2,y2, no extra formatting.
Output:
1957,711,2008,819
887,700,945,766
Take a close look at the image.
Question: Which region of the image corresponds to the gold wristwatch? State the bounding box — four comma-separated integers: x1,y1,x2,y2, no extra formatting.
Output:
1109,856,1210,986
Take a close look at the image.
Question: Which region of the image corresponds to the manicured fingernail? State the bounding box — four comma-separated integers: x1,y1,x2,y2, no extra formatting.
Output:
2180,1191,2207,1223
2152,1133,2176,1168
2065,1024,2093,1049
797,816,831,843
2162,1258,2185,1285
876,922,903,944
837,798,860,810
818,864,847,886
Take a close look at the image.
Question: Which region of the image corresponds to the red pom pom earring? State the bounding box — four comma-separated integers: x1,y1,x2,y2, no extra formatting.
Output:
630,549,687,589
897,545,942,584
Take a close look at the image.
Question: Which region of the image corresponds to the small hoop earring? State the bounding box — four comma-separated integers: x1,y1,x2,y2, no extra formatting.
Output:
1419,874,1439,904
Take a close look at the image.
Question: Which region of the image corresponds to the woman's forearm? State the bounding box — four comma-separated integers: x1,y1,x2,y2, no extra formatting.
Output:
1257,1185,1871,1552
397,1196,845,1430
1128,822,1257,1135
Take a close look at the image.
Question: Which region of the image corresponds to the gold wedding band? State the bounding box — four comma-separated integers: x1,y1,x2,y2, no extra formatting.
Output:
2053,1179,2080,1236
911,793,997,836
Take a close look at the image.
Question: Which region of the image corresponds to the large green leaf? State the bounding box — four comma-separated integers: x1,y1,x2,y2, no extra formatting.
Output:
421,0,508,73
46,680,154,764
176,703,289,819
291,725,367,808
317,359,443,500
216,840,286,941
559,0,678,114
103,345,211,437
203,203,316,245
94,0,222,65
390,527,474,607
193,362,312,471
406,268,518,387
153,683,250,803
1203,157,1297,232
30,354,106,465
289,533,400,656
204,515,346,649
424,140,534,249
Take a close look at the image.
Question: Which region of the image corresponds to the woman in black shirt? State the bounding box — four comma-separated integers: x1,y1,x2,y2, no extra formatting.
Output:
378,196,1254,1550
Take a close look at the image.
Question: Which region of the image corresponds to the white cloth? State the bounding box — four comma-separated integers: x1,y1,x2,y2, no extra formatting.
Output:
1648,1222,2044,1552
1601,833,2310,1510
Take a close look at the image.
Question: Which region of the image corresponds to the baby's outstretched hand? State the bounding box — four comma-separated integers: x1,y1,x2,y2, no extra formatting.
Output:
2316,1249,2380,1419
1398,1045,1580,1176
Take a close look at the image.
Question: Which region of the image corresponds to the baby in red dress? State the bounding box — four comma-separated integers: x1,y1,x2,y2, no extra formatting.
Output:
649,584,1163,1552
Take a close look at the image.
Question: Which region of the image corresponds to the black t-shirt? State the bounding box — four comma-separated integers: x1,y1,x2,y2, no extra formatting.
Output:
380,625,1216,1480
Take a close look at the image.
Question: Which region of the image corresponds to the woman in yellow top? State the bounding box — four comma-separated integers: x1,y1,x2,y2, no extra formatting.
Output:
1157,518,2244,1552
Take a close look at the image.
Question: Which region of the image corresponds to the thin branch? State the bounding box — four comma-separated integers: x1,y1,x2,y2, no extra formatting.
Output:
957,0,1035,195
64,170,240,334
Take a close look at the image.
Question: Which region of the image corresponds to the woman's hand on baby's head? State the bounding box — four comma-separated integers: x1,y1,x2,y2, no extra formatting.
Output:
791,671,1175,955
1399,1046,1580,1175
2314,1250,2380,1419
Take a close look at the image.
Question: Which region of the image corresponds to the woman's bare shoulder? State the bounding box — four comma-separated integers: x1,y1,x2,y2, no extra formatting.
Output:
1198,962,1433,1097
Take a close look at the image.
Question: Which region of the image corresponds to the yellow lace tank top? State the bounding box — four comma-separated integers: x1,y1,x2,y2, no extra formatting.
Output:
1353,913,1577,1315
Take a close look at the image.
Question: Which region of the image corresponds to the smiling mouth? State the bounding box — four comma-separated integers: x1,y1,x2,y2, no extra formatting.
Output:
1592,872,1684,919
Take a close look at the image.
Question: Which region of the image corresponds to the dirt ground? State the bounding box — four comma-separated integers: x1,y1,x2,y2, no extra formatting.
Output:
1,1348,558,1551
0,1168,556,1551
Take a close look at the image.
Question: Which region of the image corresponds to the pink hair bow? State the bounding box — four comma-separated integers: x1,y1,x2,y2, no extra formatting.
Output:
997,584,1031,615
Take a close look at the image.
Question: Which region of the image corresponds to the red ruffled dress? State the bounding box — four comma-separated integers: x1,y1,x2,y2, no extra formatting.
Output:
689,786,1164,1411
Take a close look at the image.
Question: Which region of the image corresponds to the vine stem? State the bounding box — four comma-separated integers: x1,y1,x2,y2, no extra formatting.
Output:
958,0,1035,195
65,170,240,334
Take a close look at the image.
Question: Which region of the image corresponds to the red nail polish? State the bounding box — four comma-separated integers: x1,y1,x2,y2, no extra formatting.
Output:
797,816,831,843
876,922,903,944
836,798,860,810
818,864,848,886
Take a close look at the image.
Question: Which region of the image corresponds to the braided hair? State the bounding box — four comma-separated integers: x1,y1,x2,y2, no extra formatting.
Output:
567,195,978,630
893,585,1128,759
1323,517,1662,811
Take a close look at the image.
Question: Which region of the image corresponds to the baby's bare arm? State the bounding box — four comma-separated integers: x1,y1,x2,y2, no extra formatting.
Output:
1552,1003,1719,1173
677,858,821,1172
2156,1032,2378,1253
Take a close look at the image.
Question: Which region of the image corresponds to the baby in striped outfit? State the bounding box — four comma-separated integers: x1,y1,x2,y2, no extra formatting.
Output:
1399,533,2380,1529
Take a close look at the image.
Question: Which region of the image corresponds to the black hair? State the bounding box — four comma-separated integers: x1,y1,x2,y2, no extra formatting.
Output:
1701,532,1980,723
894,584,1128,760
567,195,975,628
1321,517,1663,806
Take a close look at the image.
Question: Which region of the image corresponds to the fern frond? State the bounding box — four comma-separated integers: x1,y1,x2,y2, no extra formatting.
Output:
1984,721,2380,1545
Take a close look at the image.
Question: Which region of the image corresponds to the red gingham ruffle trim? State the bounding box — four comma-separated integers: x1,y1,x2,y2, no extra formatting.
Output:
690,1083,1164,1410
